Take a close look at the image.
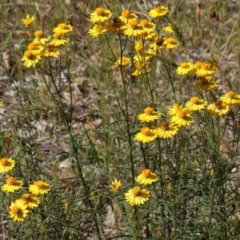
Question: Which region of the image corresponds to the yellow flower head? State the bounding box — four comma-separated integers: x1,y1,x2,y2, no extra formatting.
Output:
162,37,179,49
9,199,29,222
20,193,40,209
27,42,43,55
148,5,169,19
139,18,156,37
136,169,158,185
163,24,174,34
41,43,60,58
195,75,219,91
122,20,144,37
207,100,230,116
106,18,124,32
33,30,51,45
185,96,207,111
21,15,36,28
29,180,50,195
114,56,131,67
119,9,137,24
220,91,240,105
153,122,179,139
88,24,107,38
90,7,112,23
0,158,15,173
134,41,144,53
171,110,193,127
135,127,157,143
1,177,23,193
149,35,165,51
132,60,151,76
206,58,219,71
168,103,186,116
50,32,69,46
53,23,73,34
176,62,195,75
125,186,150,206
22,50,41,68
138,107,161,123
194,61,215,77
109,179,122,192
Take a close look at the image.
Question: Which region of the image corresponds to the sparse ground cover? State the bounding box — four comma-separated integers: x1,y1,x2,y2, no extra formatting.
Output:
0,0,240,239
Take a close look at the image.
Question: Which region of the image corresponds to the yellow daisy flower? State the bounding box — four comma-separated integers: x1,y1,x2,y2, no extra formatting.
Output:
50,32,69,46
53,23,73,34
153,122,179,139
0,102,3,107
9,199,29,222
114,56,131,67
109,179,122,193
122,20,144,38
207,101,230,116
0,158,15,173
134,41,144,53
138,107,161,123
106,18,124,33
135,127,157,143
90,7,112,23
194,61,215,77
41,43,60,58
168,103,186,116
136,169,158,185
206,58,219,71
220,91,240,105
148,5,169,19
162,37,179,49
149,35,165,51
195,75,219,91
132,60,151,76
171,110,193,127
163,24,174,34
139,18,156,37
88,24,107,38
176,62,195,75
19,193,40,210
21,15,36,28
125,186,149,206
33,30,51,45
22,50,41,68
29,180,50,195
27,42,43,55
119,9,137,24
1,177,23,193
134,50,154,62
185,96,207,111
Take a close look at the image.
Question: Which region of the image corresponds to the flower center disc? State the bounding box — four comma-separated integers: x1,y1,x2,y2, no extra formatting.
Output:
132,186,141,196
144,107,154,115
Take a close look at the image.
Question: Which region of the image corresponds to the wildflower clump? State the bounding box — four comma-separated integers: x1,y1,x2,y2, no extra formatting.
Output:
21,14,73,68
87,5,179,78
